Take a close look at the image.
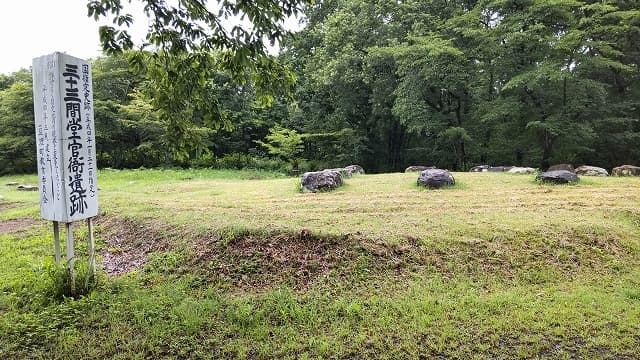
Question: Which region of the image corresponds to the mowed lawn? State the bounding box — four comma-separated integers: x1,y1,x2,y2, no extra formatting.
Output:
1,169,639,359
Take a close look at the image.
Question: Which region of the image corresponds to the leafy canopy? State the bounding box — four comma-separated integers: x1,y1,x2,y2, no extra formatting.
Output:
86,0,312,159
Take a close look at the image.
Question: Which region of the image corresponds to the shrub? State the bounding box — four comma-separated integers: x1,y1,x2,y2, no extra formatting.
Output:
190,153,288,172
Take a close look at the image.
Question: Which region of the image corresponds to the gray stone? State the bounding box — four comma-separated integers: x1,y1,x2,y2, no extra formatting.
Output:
508,167,536,174
405,165,435,173
488,166,514,172
612,165,640,176
417,169,455,189
301,170,343,192
548,164,575,173
535,170,579,184
575,165,608,177
470,165,513,172
17,185,39,191
343,164,365,176
324,168,348,176
469,165,490,172
5,182,18,186
322,165,363,178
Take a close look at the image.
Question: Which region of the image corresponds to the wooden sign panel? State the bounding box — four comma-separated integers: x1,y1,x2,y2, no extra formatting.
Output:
32,52,98,222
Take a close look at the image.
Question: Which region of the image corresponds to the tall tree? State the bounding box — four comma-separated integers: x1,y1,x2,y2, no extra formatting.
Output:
0,72,35,174
87,0,311,159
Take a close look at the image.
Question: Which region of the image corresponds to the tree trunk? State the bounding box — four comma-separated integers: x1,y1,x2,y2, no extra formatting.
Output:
455,97,466,170
541,130,554,170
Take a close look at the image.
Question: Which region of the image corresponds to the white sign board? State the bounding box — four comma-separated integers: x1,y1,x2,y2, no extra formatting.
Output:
32,52,98,222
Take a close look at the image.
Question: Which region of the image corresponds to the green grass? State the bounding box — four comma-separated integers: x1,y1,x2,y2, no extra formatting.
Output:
1,169,639,359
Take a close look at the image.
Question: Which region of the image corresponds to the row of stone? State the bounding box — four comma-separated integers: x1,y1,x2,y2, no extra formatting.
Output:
303,162,640,192
418,168,583,187
407,165,540,174
417,168,584,187
407,164,640,177
467,164,640,177
468,164,608,177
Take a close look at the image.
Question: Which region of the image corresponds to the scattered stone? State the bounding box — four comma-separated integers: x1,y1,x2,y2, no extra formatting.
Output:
343,164,365,176
612,165,640,176
417,169,455,189
301,170,343,192
548,164,575,173
470,165,513,172
17,185,39,191
535,170,579,184
508,167,536,174
325,165,365,178
575,165,608,177
5,182,18,186
488,166,514,172
405,165,435,173
469,165,490,172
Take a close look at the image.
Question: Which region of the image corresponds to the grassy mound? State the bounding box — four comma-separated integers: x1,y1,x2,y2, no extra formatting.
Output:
1,169,639,358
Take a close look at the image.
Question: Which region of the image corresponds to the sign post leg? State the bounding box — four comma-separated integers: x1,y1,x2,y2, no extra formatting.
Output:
87,217,96,276
65,222,76,296
53,221,61,263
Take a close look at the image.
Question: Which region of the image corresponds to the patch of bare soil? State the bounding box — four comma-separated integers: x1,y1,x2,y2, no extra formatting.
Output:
0,201,20,211
0,218,38,235
97,216,177,276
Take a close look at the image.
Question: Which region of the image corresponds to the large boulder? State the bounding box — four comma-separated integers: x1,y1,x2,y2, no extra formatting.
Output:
301,170,343,192
17,185,38,191
417,169,455,189
612,165,640,176
575,165,608,177
469,165,490,172
508,167,536,174
535,170,579,184
343,164,365,176
548,164,575,173
405,165,435,173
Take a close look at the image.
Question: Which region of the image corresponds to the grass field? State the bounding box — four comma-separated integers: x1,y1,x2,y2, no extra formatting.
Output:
1,168,639,359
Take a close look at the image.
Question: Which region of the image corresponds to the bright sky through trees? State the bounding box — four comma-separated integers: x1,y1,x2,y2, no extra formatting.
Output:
0,0,299,75
0,0,109,74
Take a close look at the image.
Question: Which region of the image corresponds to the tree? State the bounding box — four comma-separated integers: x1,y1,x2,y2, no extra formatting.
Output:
87,0,311,159
0,75,35,175
380,35,476,170
281,0,410,172
283,0,640,172
255,124,304,170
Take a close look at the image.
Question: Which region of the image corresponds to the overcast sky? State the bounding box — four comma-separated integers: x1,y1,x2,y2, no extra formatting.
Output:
0,1,301,75
0,0,116,74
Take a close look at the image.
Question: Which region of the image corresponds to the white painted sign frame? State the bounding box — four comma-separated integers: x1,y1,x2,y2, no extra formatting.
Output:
32,52,98,223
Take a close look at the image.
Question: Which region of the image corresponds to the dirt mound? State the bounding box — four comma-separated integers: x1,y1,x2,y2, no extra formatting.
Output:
97,216,361,289
96,215,635,292
190,231,358,291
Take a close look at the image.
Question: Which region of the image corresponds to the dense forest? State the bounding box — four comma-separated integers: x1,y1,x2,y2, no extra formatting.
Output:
1,0,638,175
